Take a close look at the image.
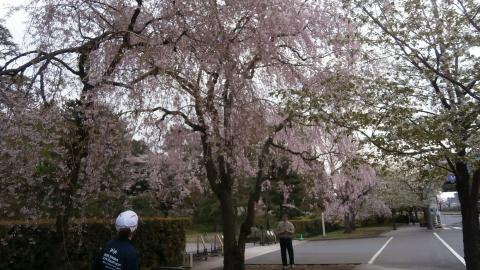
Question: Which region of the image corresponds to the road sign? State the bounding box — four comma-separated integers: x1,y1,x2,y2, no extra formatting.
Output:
447,173,456,184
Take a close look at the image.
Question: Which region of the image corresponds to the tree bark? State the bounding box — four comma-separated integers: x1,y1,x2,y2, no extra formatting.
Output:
49,216,69,270
220,192,245,270
422,206,433,230
409,209,415,225
200,114,286,269
391,208,397,230
344,212,352,233
219,186,258,270
455,162,480,270
414,207,419,225
49,155,84,270
232,149,268,270
350,211,356,231
266,205,270,230
48,83,91,270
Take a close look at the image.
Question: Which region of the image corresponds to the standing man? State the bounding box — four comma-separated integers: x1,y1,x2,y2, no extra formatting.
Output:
93,210,140,270
276,213,295,269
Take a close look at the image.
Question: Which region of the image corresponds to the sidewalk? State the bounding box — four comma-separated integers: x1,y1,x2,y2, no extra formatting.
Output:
193,240,304,270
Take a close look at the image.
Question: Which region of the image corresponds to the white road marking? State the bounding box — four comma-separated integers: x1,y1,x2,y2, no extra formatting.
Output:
452,227,462,230
368,237,393,264
444,227,452,230
433,232,465,266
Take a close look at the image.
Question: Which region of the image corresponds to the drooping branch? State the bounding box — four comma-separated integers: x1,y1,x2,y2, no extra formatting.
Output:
103,0,143,77
269,141,331,161
121,106,204,132
361,6,480,102
456,0,480,33
130,67,197,95
0,31,116,77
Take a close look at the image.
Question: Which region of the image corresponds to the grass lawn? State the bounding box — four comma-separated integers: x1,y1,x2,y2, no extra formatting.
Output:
186,224,393,243
185,223,222,243
441,211,461,215
306,226,392,241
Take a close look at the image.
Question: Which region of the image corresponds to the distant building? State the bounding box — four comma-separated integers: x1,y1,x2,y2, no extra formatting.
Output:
446,192,460,211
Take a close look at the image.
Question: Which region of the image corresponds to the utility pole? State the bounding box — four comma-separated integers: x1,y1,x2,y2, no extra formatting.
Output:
321,212,326,237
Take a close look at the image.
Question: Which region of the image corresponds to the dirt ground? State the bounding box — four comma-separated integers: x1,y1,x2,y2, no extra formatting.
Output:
244,264,357,270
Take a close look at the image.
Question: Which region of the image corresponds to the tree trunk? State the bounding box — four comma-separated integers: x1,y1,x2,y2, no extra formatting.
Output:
220,192,245,270
201,118,277,270
350,211,356,231
344,212,352,233
456,162,480,270
47,67,93,270
48,100,89,270
234,164,266,269
414,208,419,224
265,205,270,230
48,156,82,270
48,215,69,270
391,208,397,230
49,168,82,270
422,206,433,230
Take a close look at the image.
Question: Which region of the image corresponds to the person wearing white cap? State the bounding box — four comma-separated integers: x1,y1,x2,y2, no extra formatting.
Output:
93,210,140,270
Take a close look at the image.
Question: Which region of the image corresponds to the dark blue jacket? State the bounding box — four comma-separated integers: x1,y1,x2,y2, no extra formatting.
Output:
93,238,139,270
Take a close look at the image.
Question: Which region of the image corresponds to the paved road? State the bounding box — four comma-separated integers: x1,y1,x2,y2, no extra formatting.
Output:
372,226,464,270
437,213,464,258
440,213,463,227
247,237,387,265
247,215,466,270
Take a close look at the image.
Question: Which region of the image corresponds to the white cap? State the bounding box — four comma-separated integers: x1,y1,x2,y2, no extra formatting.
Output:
115,210,139,232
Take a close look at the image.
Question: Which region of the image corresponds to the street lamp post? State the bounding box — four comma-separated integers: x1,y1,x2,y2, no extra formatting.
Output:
321,212,326,237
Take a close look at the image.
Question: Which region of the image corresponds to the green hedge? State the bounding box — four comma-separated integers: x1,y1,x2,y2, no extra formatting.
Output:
360,215,390,227
0,217,190,270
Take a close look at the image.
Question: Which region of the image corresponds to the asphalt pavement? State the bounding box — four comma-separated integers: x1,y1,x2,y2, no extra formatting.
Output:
371,226,464,270
246,214,466,270
246,237,387,265
440,213,463,226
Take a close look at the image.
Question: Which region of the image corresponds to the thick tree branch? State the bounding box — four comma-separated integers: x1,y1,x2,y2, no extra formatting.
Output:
120,106,204,132
361,6,480,102
0,31,116,77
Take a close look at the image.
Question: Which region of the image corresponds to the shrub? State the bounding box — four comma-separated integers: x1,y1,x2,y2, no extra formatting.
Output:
290,219,320,236
0,217,189,270
360,215,390,227
393,214,409,224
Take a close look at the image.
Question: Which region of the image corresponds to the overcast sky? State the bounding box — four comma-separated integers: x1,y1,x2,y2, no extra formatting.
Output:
0,0,28,46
